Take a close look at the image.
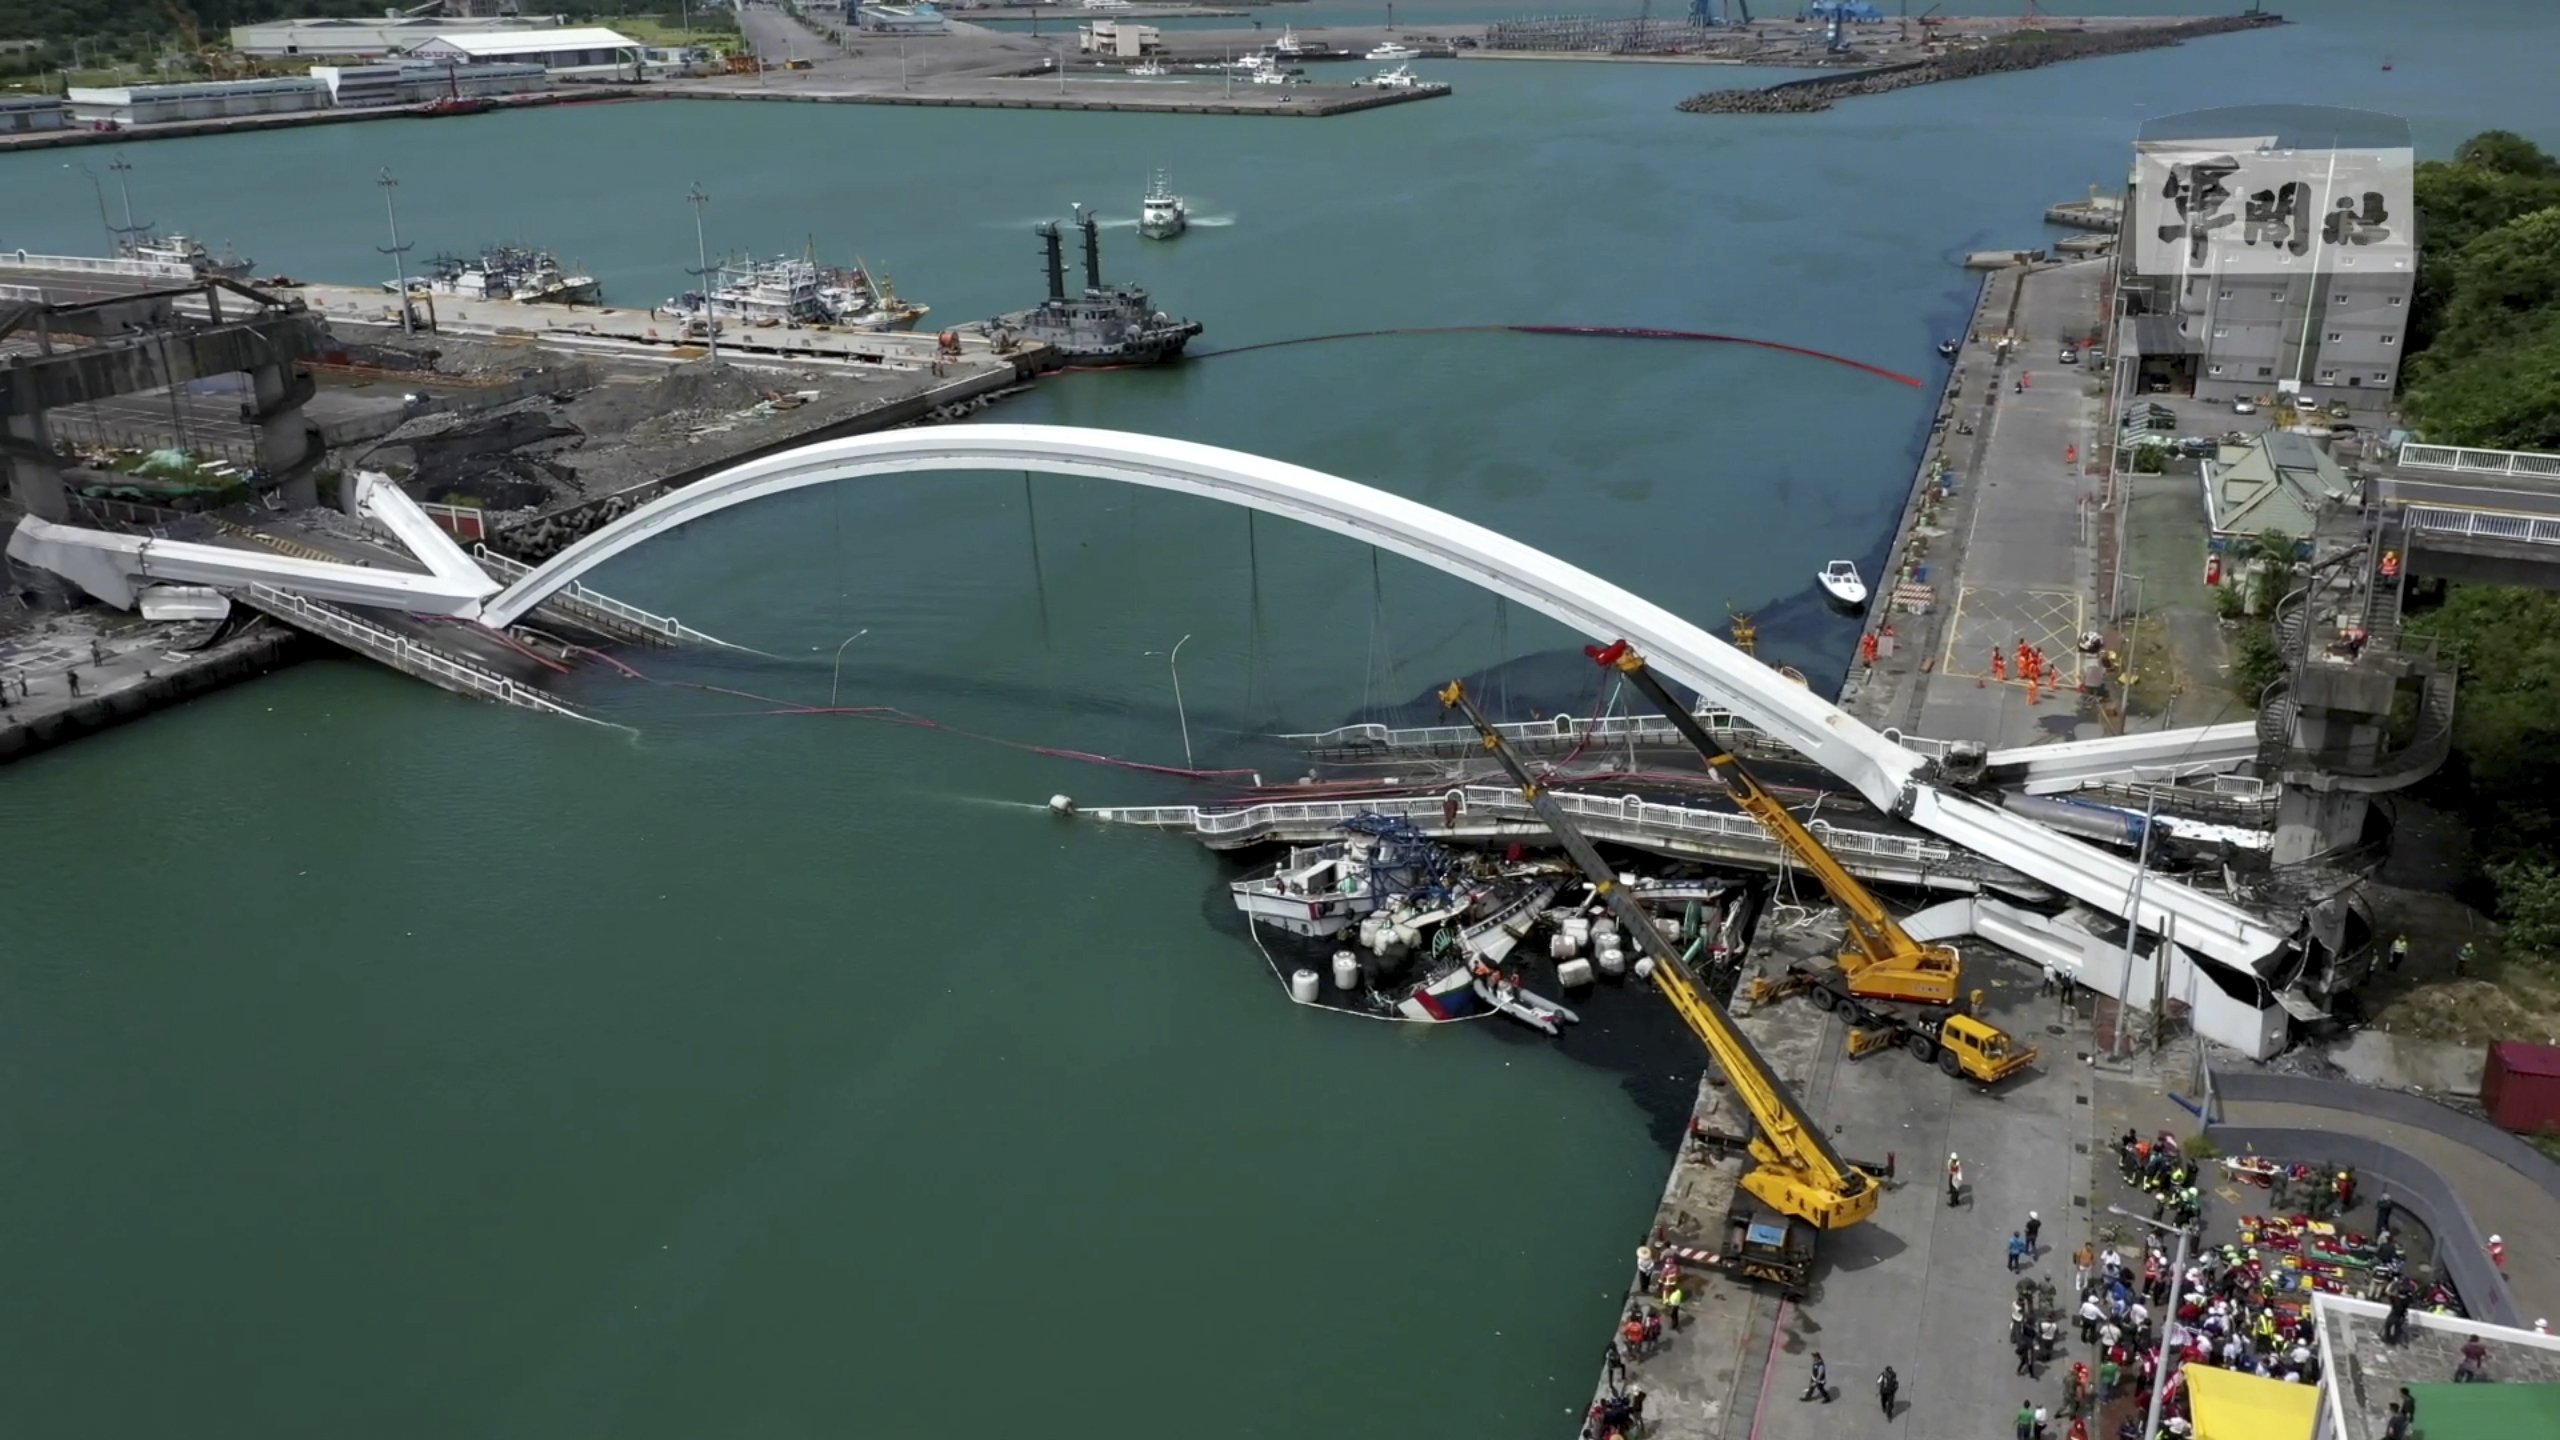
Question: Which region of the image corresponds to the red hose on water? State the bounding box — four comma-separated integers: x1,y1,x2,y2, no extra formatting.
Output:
1063,324,1922,387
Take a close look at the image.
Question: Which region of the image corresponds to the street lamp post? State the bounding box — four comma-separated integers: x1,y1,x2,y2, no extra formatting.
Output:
685,182,720,366
376,169,415,335
2109,1206,2193,1440
1146,635,1194,769
829,628,869,708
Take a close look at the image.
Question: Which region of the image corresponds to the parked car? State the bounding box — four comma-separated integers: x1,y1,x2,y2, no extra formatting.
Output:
2232,399,2259,415
2059,347,2078,365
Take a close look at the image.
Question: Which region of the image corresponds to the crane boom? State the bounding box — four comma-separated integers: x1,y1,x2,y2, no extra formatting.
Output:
1585,640,1961,1008
1438,680,1878,1232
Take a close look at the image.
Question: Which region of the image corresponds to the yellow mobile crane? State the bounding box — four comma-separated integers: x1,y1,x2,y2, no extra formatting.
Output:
1439,679,1880,1291
1582,640,2035,1084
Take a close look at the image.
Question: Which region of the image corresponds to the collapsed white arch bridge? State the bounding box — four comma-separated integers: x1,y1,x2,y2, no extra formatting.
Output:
7,424,2295,1054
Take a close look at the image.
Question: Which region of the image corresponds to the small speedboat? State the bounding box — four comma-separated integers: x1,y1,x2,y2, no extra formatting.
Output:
1367,41,1419,60
1818,559,1869,609
1937,338,1960,359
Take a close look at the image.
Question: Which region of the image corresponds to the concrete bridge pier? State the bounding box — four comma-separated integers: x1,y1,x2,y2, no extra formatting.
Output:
3,411,67,522
248,362,322,510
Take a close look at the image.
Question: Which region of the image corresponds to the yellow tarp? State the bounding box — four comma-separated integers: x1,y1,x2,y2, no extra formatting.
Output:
2185,1363,2318,1440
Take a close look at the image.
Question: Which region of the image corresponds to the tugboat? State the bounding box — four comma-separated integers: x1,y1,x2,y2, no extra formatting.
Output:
986,205,1202,364
1138,170,1188,240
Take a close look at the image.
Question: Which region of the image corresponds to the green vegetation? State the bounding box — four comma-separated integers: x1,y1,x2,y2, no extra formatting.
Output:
2405,583,2560,969
2330,132,2560,975
2404,132,2560,450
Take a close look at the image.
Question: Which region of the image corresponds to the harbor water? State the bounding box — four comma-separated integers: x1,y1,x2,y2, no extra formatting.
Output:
5,4,2559,1434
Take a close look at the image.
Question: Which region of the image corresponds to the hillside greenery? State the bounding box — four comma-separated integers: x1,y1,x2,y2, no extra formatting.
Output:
0,2,726,77
2396,131,2560,963
2404,131,2560,450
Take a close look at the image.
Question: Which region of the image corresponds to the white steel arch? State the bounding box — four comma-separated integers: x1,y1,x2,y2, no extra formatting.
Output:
477,424,2287,972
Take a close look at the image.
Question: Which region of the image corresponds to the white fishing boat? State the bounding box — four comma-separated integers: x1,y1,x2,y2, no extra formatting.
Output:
1250,65,1292,85
122,232,251,281
1366,41,1420,60
1228,833,1427,938
1818,559,1869,610
1129,59,1168,77
1271,25,1309,56
1356,62,1421,88
1138,170,1188,240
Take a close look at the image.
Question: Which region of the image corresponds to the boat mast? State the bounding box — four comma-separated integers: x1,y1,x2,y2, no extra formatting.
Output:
1038,221,1065,303
1077,205,1102,293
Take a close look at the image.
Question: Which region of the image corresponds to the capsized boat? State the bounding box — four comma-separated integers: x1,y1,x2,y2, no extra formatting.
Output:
1818,559,1869,609
1138,170,1188,241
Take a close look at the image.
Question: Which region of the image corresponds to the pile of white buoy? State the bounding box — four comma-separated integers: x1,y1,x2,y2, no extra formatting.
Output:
1332,948,1363,993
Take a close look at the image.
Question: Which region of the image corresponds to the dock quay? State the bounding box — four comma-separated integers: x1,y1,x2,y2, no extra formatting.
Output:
0,88,639,154
2043,187,2125,234
1836,257,2117,755
662,74,1447,116
1677,12,2284,115
1070,785,2036,895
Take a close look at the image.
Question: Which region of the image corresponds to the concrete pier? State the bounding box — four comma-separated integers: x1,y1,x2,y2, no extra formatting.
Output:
1,271,324,520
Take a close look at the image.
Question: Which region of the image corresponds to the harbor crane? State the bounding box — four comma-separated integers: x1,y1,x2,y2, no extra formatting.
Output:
1438,678,1879,1289
1582,639,2034,1084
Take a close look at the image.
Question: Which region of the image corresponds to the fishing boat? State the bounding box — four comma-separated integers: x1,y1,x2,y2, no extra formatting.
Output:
1228,832,1428,938
1366,41,1419,60
1818,559,1869,610
120,233,251,281
1937,338,1960,359
1355,62,1421,88
817,261,930,331
1250,66,1292,85
1138,170,1188,240
1129,58,1168,77
1271,25,1309,56
418,245,601,306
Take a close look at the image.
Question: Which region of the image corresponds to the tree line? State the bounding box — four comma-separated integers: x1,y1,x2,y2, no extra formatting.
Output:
2399,131,2560,963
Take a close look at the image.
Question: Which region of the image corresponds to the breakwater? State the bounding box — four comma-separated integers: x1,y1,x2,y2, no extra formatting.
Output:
1677,12,2285,115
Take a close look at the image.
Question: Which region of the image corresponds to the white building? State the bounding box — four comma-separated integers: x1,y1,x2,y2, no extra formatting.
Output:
308,61,551,107
403,27,649,79
231,15,568,59
0,94,69,133
1077,20,1162,56
65,77,329,126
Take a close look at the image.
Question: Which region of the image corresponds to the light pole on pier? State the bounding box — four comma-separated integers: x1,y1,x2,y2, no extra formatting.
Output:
1146,634,1194,770
685,182,721,366
829,628,869,708
2110,1206,2193,1440
376,169,415,335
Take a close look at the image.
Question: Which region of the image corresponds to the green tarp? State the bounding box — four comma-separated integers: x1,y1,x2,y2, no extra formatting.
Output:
2406,1382,2560,1440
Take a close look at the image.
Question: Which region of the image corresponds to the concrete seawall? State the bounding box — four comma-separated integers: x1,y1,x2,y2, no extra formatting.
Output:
0,625,306,766
1679,13,2286,115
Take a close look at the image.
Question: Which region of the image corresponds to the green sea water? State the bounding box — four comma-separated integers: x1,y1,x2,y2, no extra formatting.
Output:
4,5,2557,1435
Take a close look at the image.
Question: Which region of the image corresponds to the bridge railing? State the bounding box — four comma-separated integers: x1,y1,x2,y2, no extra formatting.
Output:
1096,786,1973,870
1279,711,1960,763
472,543,685,643
2405,504,2560,549
0,249,198,283
2396,442,2560,483
242,582,594,721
